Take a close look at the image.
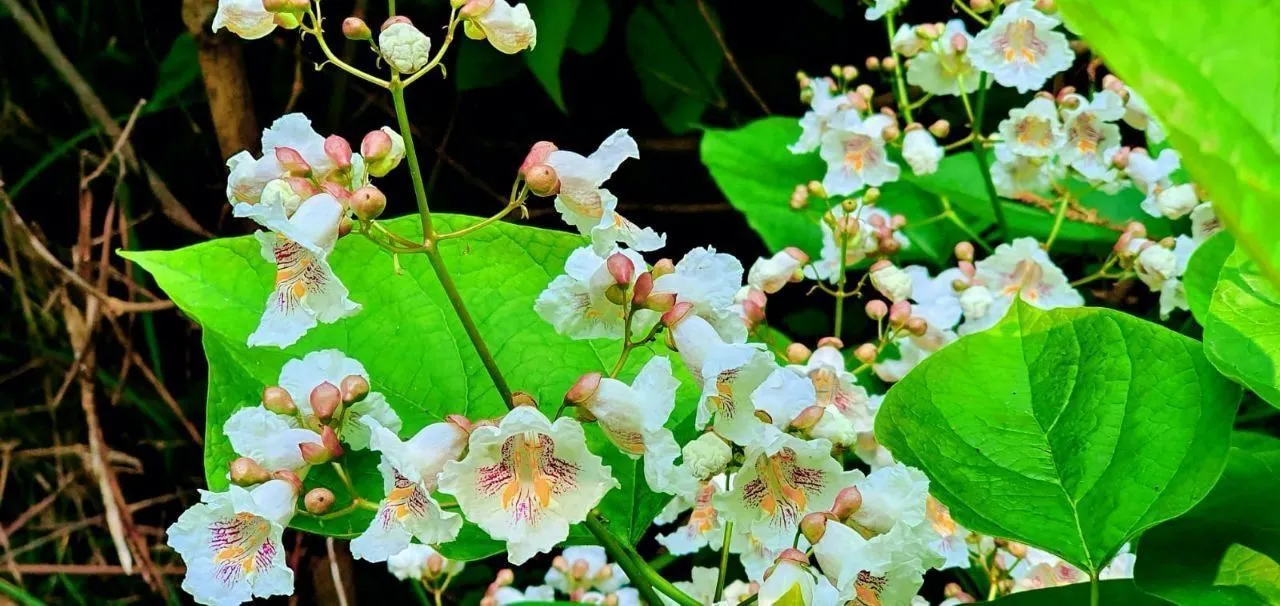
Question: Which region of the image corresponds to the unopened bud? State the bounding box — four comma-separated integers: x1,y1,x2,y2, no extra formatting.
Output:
350,186,387,221
741,299,766,328
381,15,412,30
854,343,878,365
565,372,603,406
832,486,863,520
651,258,676,279
338,216,354,238
881,124,901,142
272,469,303,494
865,299,888,320
343,17,372,40
426,554,445,577
791,405,826,431
954,241,975,262
642,291,676,313
891,214,907,230
855,84,875,102
520,141,558,175
495,568,515,585
806,180,826,198
605,283,629,306
324,136,353,170
906,316,928,336
950,33,969,53
1124,220,1147,239
929,119,951,138
229,457,271,486
304,487,336,514
263,385,297,415
1006,541,1028,558
881,56,898,71
631,272,654,304
841,65,859,81
511,391,538,408
321,425,344,457
879,236,902,254
848,91,870,112
969,0,993,10
863,187,881,204
524,164,560,197
300,440,333,464
361,130,392,162
459,0,495,19
661,301,695,328
1034,0,1055,11
275,147,311,175
1056,86,1079,106
777,548,809,567
785,343,812,364
1111,146,1131,169
865,56,881,71
606,253,635,285
310,381,342,423
888,300,912,327
800,512,834,545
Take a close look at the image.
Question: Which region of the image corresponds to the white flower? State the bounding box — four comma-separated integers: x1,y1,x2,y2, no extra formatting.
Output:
653,247,748,343
535,245,655,340
226,114,345,206
575,356,694,495
387,544,463,581
223,407,321,472
465,0,537,55
961,237,1083,334
1126,149,1180,217
970,1,1073,93
792,345,874,436
1191,202,1221,242
682,432,732,481
926,497,971,570
1151,183,1199,219
853,464,930,533
752,367,818,430
819,113,901,196
1010,544,1135,591
905,21,984,96
871,262,914,303
748,248,808,294
892,24,926,57
758,556,840,606
698,345,776,446
958,284,994,322
493,585,557,604
998,97,1065,158
875,266,962,382
546,130,665,255
805,205,907,283
656,476,726,555
213,0,276,40
238,193,361,348
670,567,721,605
1122,88,1166,144
791,79,856,154
864,0,905,21
379,22,432,73
1059,91,1125,180
1133,242,1177,290
1158,236,1197,319
902,128,943,176
350,419,467,562
167,480,296,606
718,431,861,551
990,143,1059,198
813,522,933,606
275,350,402,450
438,406,618,564
545,546,629,595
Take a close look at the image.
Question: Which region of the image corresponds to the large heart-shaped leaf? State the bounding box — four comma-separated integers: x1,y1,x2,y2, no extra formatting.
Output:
1183,231,1235,324
990,580,1170,605
875,301,1239,574
625,0,725,133
1058,0,1280,289
125,214,698,560
1203,245,1280,407
1136,432,1280,605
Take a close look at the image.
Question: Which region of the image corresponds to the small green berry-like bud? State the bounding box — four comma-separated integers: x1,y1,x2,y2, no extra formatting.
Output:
524,164,560,197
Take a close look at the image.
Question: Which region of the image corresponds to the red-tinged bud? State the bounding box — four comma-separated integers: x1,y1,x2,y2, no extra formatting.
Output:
889,300,912,327
310,382,342,423
1125,220,1147,239
524,164,560,197
881,124,901,142
320,182,351,202
1034,0,1055,11
350,186,387,221
800,512,834,545
785,343,812,364
321,425,344,458
791,405,826,430
631,272,654,305
229,457,271,486
950,32,969,53
891,214,908,230
954,241,975,262
343,17,372,40
642,291,676,313
929,119,951,138
511,391,538,408
263,385,297,415
606,253,635,285
338,217,354,238
571,558,590,580
854,343,878,364
1111,146,1131,169
300,440,332,464
520,141,558,175
959,260,976,279
776,548,809,567
275,147,311,175
970,0,993,11
817,336,844,350
741,299,766,328
426,553,445,577
1006,541,1028,558
879,236,902,255
272,470,303,494
305,487,336,514
906,316,928,336
651,258,676,279
1113,231,1134,255
381,15,412,31
865,299,888,320
495,568,515,586
865,56,881,71
849,91,870,113
1056,86,1079,106
880,56,898,72
661,301,695,328
832,486,863,520
361,129,393,160
782,246,810,267
324,136,353,170
565,372,603,406
460,0,494,19
285,176,320,198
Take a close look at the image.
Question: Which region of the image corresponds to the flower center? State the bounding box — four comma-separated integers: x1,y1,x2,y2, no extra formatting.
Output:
843,135,877,172
478,432,581,523
1069,113,1103,155
1002,259,1046,302
1016,117,1053,147
209,512,275,585
997,19,1047,65
747,448,825,528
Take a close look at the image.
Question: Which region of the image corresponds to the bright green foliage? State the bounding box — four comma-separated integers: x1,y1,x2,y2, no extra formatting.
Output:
990,580,1170,605
1184,231,1235,323
124,214,698,560
1204,246,1280,407
1136,433,1280,605
876,301,1239,574
626,0,725,133
1058,0,1280,289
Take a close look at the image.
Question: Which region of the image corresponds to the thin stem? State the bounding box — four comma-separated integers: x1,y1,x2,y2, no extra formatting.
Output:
953,0,990,25
884,13,914,122
958,74,1007,238
305,8,390,89
610,304,636,378
387,0,396,15
1044,194,1070,251
435,200,523,240
583,514,678,606
833,215,852,338
391,80,434,240
714,521,733,602
331,462,360,498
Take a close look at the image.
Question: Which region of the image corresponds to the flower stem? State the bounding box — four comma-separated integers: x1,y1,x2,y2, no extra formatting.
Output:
958,74,1007,238
1044,194,1070,251
1090,572,1101,606
583,513,691,606
391,80,434,241
305,6,390,89
714,521,733,601
884,13,914,123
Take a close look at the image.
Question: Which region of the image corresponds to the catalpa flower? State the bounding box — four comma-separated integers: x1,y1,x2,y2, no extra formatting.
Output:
875,266,962,382
387,544,463,582
223,406,321,473
751,367,818,431
864,0,905,21
277,350,402,450
545,546,629,595
1157,236,1197,319
546,130,665,255
961,237,1083,334
805,205,908,283
902,127,944,176
213,0,276,40
461,0,538,55
1191,202,1221,242
718,430,860,552
1060,91,1125,181
569,357,694,495
652,246,748,343
791,78,856,154
970,0,1073,93
757,551,840,606
535,245,655,340
350,418,467,562
791,345,874,447
1122,87,1166,144
998,97,1065,158
927,497,972,570
1125,148,1180,217
167,479,297,606
819,113,901,196
1010,544,1135,592
906,20,985,96
438,406,618,564
226,114,354,207
990,143,1062,198
655,475,726,555
748,248,809,294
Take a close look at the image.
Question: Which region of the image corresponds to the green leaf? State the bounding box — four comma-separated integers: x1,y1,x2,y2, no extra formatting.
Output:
1136,433,1280,605
124,214,699,559
565,0,610,55
455,41,524,92
1183,231,1234,323
699,117,969,265
875,301,1240,574
1057,0,1280,290
1204,245,1280,407
524,0,582,111
990,580,1170,605
626,0,725,133
151,33,199,108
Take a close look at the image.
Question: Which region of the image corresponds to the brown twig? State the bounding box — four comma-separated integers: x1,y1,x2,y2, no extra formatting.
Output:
5,492,183,560
695,0,770,115
2,564,186,576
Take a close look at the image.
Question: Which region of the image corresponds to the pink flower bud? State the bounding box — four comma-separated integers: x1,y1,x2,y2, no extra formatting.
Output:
741,299,766,329
272,470,303,493
1111,146,1131,169
324,135,353,170
643,291,677,313
832,486,863,520
865,299,888,320
262,385,296,415
511,392,538,408
304,487,335,514
343,17,372,40
929,119,951,138
310,381,342,423
351,186,387,221
907,316,928,336
651,258,676,278
426,553,445,577
880,56,898,72
785,343,812,364
854,343,878,364
661,301,695,328
776,548,809,567
959,260,976,279
285,177,320,198
1113,231,1134,255
320,182,351,202
361,129,393,160
790,405,826,430
631,272,654,306
300,440,332,464
865,56,881,71
321,425,344,458
524,164,560,197
817,336,844,350
565,372,602,406
460,0,494,19
229,457,270,486
800,512,833,545
889,300,912,327
338,217,354,239
950,32,969,53
954,241,975,262
275,146,312,175
381,15,412,31
520,141,558,175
